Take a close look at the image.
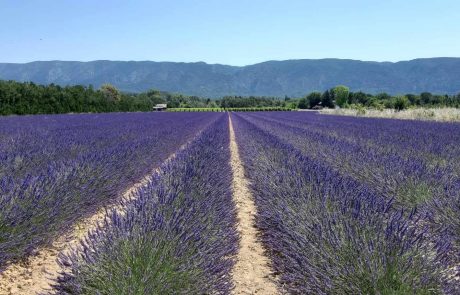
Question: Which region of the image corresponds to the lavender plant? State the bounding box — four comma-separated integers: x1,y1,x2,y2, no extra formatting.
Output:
231,113,451,294
238,112,457,207
53,114,238,294
241,111,460,279
0,112,216,268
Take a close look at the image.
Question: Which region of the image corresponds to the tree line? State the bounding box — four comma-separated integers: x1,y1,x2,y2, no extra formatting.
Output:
0,80,287,115
0,81,219,115
1,80,460,115
297,85,460,110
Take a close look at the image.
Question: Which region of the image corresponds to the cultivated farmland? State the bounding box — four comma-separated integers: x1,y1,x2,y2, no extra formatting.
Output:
1,111,459,294
232,112,460,294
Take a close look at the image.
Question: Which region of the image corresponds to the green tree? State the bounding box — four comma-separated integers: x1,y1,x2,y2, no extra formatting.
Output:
332,85,350,107
298,97,308,109
420,92,433,105
350,91,369,105
405,94,419,105
321,90,334,108
393,96,409,111
307,92,322,108
365,97,382,109
376,93,391,100
100,84,121,102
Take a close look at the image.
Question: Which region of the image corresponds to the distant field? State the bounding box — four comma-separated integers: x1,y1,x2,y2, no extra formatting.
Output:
322,107,460,122
1,111,459,294
167,107,292,112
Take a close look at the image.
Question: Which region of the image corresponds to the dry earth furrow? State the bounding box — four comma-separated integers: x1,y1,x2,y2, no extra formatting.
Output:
229,114,279,295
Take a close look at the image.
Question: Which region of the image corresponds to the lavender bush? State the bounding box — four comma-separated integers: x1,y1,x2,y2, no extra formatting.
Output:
240,111,460,279
238,112,459,207
0,112,216,268
232,113,451,294
53,114,238,294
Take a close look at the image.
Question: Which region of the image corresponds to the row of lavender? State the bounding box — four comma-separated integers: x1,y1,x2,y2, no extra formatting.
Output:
53,114,238,294
232,112,458,294
0,112,216,268
239,112,460,248
241,112,460,206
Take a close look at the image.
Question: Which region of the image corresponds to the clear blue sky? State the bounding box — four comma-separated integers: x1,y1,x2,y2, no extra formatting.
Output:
1,0,459,65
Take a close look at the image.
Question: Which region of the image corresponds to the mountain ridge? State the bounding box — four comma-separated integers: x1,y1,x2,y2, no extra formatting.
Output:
1,58,459,97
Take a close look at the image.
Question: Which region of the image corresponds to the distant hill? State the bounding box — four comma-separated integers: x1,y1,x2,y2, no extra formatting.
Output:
1,58,460,97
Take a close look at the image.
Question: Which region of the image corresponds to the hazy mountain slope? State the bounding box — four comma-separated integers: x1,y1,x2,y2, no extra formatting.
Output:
0,58,459,97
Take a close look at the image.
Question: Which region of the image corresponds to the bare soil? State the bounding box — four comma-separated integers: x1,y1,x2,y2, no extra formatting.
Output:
228,115,279,295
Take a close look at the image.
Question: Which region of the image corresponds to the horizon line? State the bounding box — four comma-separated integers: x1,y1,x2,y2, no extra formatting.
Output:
1,57,459,67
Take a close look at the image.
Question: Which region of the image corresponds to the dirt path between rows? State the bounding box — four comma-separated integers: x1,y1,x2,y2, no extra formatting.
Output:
228,114,279,295
0,141,191,295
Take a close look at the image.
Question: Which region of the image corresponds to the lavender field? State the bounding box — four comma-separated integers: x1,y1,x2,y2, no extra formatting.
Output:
0,112,216,268
232,112,460,294
1,111,459,294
